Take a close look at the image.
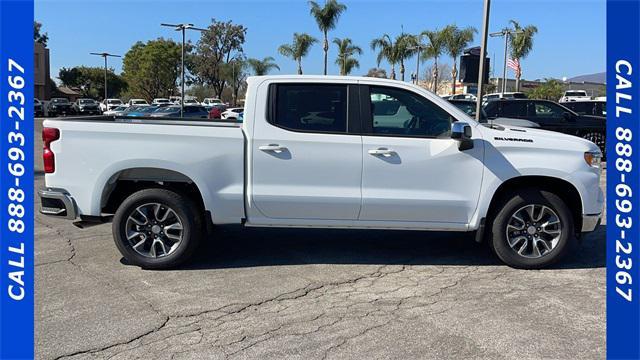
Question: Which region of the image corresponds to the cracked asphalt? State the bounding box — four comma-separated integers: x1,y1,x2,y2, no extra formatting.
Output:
35,118,606,359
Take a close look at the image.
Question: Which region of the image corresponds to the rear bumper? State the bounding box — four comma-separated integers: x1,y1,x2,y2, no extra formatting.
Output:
39,188,77,220
581,213,601,232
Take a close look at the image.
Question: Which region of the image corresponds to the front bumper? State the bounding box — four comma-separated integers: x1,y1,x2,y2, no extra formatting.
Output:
39,188,77,220
581,213,601,232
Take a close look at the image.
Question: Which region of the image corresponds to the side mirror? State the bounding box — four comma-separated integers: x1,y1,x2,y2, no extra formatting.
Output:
451,122,474,151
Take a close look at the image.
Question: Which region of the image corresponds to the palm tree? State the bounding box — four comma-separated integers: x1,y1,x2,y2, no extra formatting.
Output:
371,34,397,79
309,0,347,75
333,37,362,75
421,28,447,92
443,25,476,94
247,57,280,76
278,33,318,75
508,20,538,91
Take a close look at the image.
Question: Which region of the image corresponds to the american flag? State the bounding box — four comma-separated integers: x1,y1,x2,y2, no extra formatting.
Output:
507,58,520,72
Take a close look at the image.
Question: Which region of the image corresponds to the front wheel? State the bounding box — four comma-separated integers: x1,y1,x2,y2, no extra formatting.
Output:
112,188,203,269
489,189,575,269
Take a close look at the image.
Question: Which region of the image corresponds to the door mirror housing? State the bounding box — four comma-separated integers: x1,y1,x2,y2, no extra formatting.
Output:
451,122,474,151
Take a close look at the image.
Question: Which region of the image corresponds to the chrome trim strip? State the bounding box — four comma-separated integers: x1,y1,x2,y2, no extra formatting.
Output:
38,189,77,220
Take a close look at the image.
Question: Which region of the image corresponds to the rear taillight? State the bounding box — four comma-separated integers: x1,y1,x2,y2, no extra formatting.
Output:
43,127,60,174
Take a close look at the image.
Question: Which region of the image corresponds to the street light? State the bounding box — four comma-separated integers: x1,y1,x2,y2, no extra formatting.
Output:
475,0,491,122
489,28,523,94
161,23,207,117
89,52,121,103
407,43,428,85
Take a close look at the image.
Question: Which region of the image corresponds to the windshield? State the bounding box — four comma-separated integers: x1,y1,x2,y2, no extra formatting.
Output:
132,100,147,104
155,99,169,103
565,91,587,97
52,98,69,104
450,102,487,120
79,99,94,104
108,99,122,104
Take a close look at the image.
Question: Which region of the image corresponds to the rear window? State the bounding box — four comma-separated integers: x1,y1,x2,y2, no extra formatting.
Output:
272,84,348,133
564,102,591,115
565,91,587,97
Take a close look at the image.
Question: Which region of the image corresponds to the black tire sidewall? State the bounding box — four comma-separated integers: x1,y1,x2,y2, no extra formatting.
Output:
112,188,202,269
490,189,575,269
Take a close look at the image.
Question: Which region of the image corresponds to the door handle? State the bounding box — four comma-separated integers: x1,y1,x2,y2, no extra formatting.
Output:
259,144,286,152
368,148,395,156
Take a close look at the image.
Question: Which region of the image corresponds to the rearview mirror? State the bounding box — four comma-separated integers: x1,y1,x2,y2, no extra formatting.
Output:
451,122,474,151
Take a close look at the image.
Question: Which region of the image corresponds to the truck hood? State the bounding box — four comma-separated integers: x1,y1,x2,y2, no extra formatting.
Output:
479,122,600,154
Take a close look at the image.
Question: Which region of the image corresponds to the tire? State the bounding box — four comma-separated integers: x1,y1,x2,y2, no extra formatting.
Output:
112,188,203,269
489,188,575,269
582,131,606,159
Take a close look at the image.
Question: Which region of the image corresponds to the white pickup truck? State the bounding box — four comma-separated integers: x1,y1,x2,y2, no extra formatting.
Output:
40,76,604,269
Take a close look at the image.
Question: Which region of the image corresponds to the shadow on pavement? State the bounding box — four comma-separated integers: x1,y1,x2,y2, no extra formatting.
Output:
161,224,606,271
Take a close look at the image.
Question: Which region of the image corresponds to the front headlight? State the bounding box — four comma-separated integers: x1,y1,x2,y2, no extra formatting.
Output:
584,151,602,168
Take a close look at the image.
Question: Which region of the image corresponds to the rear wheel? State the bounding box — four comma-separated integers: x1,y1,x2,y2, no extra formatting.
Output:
489,189,575,269
112,188,203,269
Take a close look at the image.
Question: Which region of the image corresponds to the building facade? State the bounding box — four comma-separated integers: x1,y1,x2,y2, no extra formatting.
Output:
34,41,51,100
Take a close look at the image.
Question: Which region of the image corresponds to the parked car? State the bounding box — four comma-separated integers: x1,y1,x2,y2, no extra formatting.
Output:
559,90,590,103
103,105,129,116
202,98,224,108
483,99,606,155
72,98,101,115
482,92,527,102
46,97,74,116
561,100,606,117
34,98,44,117
127,99,150,107
40,75,603,270
448,100,540,128
448,93,477,101
221,107,244,120
125,105,162,117
183,98,200,106
208,106,222,119
152,98,172,105
100,98,124,112
150,105,209,119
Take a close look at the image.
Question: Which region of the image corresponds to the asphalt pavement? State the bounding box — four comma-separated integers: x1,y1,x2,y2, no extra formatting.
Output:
34,118,606,359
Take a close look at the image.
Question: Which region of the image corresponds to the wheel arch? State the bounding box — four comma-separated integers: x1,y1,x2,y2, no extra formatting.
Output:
484,175,583,236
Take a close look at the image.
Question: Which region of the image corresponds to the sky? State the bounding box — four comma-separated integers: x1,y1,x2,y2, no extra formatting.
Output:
35,0,605,83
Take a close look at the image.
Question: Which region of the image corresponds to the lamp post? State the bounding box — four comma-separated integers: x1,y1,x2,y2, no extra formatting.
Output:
161,23,207,117
475,0,491,121
89,52,121,102
408,43,428,85
489,28,523,94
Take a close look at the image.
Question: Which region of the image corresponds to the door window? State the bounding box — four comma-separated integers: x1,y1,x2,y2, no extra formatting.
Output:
500,101,529,117
533,101,565,118
368,86,452,137
272,84,348,133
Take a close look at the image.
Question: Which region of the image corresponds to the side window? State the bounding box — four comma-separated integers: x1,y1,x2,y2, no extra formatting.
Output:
534,102,564,118
272,84,347,133
500,101,529,117
484,102,499,118
369,86,452,137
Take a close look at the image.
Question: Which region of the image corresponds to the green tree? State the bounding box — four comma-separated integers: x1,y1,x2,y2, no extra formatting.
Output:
190,19,247,98
58,66,127,99
370,34,397,79
222,57,248,106
278,33,317,75
509,20,538,91
34,21,48,46
365,68,387,78
308,0,347,75
443,25,476,94
421,28,448,92
333,38,362,75
122,38,182,101
247,57,280,75
526,78,564,100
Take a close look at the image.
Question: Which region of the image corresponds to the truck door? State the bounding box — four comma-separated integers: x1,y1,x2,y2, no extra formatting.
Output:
250,83,363,220
359,85,484,225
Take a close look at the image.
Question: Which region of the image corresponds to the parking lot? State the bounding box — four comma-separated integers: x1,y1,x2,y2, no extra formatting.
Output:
35,117,606,360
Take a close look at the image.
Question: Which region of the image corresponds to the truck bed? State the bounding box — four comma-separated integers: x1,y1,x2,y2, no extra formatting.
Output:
42,116,246,223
